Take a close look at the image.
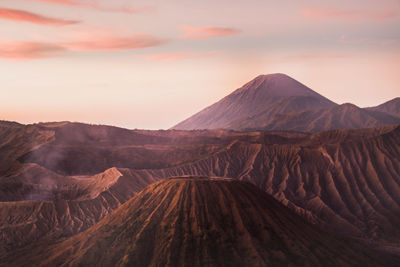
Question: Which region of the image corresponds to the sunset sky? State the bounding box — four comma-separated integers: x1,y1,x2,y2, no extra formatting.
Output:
1,0,399,129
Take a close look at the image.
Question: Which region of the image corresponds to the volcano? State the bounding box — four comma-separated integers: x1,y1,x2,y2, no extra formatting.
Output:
7,177,394,267
173,74,400,132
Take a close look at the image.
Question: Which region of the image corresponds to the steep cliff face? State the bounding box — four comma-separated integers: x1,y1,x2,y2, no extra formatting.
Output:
5,178,393,267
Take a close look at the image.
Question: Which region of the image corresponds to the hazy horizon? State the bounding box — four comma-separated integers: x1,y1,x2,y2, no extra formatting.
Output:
1,0,400,129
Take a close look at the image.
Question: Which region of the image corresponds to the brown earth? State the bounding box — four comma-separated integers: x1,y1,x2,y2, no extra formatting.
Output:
1,121,400,263
3,178,396,267
0,121,55,175
0,167,156,253
263,103,400,132
367,97,400,118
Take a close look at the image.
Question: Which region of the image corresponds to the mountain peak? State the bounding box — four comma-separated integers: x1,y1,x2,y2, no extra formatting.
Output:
173,74,336,130
32,177,386,267
235,73,322,98
338,103,360,109
254,73,291,80
173,74,400,132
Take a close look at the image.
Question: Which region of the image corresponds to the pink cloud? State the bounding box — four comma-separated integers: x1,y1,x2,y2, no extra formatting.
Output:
30,0,82,6
0,32,167,60
62,34,167,51
29,0,155,14
181,26,241,40
145,50,217,61
0,7,79,25
0,40,66,59
301,7,397,21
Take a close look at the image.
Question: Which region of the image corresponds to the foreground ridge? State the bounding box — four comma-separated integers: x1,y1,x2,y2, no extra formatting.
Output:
6,177,395,267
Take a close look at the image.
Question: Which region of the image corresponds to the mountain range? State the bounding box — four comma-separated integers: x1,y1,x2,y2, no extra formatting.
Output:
1,121,400,266
173,73,400,132
0,74,400,266
4,178,393,267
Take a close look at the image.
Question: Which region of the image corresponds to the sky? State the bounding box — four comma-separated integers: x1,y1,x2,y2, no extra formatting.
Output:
0,0,399,129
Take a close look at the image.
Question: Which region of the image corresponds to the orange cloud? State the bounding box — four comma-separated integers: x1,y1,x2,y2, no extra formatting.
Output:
29,0,155,14
181,26,241,40
0,7,79,25
145,50,217,61
0,40,65,59
302,7,397,21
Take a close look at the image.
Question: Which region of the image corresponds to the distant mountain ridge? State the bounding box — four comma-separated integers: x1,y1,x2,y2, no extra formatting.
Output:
264,103,400,133
173,74,400,132
367,97,400,118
